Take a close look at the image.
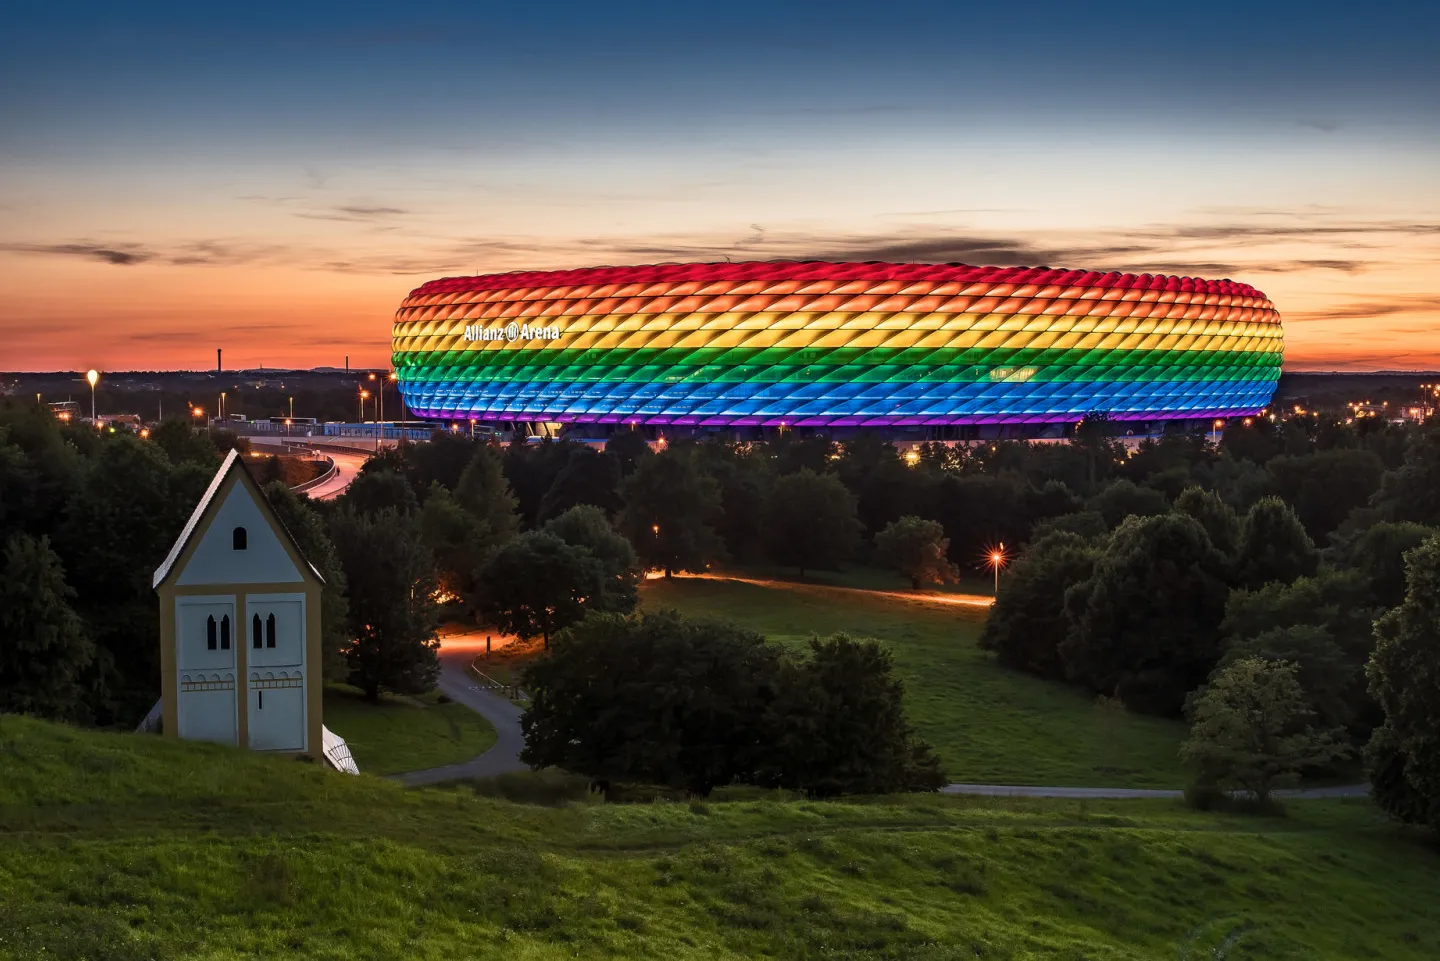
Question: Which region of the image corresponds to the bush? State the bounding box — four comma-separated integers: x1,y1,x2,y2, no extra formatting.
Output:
520,611,943,797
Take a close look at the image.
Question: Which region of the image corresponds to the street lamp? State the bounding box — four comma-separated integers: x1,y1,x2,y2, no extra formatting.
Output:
1211,418,1223,445
358,389,370,426
986,543,1007,596
289,396,295,420
86,369,99,425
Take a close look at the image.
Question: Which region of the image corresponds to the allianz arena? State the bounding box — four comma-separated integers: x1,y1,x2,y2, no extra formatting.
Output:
391,261,1283,433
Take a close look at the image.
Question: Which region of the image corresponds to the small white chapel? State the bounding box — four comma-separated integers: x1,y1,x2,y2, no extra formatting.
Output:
152,449,326,757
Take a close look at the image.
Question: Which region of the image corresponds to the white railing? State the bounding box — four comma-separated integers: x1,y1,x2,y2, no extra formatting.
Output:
322,725,360,774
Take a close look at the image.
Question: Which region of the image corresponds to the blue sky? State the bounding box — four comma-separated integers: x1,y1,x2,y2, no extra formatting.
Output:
2,0,1438,369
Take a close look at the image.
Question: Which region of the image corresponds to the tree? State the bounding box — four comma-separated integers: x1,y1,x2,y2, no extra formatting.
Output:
476,531,605,646
1343,521,1437,610
149,419,221,469
1181,657,1348,804
1071,412,1124,494
1235,496,1318,589
0,533,95,721
1366,534,1440,831
1086,478,1170,530
763,469,862,578
760,634,945,797
264,482,350,682
329,507,441,701
1030,510,1109,543
1267,449,1384,540
1174,486,1241,558
341,467,418,517
1219,570,1379,737
1371,431,1440,527
616,449,724,577
543,505,641,613
873,516,959,589
1060,513,1231,716
521,610,782,796
604,429,652,477
980,532,1098,680
539,444,622,520
418,484,491,606
452,444,520,543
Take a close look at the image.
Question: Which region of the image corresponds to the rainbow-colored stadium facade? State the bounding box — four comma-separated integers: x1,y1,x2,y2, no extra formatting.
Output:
391,261,1283,431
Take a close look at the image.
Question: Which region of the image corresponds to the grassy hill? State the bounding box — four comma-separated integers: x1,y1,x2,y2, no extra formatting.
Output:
641,575,1188,788
2,715,1436,960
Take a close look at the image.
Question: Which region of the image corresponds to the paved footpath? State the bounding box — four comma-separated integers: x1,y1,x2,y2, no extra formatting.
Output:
942,783,1369,800
393,640,529,786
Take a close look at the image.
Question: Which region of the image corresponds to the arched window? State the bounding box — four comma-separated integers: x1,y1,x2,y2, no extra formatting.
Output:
266,613,277,648
252,614,262,649
232,527,248,550
220,615,231,650
206,615,217,650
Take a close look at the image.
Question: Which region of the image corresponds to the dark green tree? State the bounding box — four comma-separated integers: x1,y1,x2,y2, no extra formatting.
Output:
1060,513,1231,716
329,507,441,701
149,419,221,469
764,469,863,578
418,484,490,606
980,532,1099,680
453,443,521,543
476,531,605,646
1344,521,1437,609
1267,448,1384,540
1371,431,1440,527
1174,486,1242,558
341,467,419,516
760,634,946,797
1181,657,1348,804
1366,534,1440,831
604,429,653,477
1071,412,1125,494
521,610,782,796
1086,478,1170,530
543,505,641,613
0,533,96,721
538,444,622,520
1235,496,1318,589
616,449,724,577
873,515,959,589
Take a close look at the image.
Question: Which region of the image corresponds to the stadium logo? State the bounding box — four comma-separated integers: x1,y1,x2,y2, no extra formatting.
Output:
463,323,561,343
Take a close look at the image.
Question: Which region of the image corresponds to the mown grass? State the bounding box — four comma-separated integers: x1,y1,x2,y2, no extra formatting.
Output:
641,575,1188,788
0,716,1436,960
321,684,497,776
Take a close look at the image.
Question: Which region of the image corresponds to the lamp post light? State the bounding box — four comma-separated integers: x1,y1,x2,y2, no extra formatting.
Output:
358,389,370,428
289,396,295,420
1211,418,1224,445
987,543,1007,597
85,369,99,425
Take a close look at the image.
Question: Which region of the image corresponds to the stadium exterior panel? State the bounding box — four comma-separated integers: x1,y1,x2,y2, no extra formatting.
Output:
391,261,1283,429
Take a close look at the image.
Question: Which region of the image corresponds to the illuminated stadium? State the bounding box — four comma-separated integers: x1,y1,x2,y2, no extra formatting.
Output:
391,262,1283,437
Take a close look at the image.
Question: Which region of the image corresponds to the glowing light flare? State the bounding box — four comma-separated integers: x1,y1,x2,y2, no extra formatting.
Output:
85,369,99,388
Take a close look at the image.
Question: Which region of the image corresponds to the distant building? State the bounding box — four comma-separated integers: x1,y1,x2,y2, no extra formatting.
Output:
152,450,325,757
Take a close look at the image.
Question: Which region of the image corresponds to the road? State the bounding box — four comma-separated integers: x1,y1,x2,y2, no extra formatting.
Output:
394,629,529,786
248,436,371,501
304,449,371,500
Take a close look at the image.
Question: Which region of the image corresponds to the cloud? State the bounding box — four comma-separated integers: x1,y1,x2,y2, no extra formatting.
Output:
0,239,291,268
0,242,152,265
1286,296,1440,324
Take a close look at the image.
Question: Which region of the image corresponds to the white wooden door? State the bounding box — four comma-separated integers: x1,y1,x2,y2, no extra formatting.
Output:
245,594,307,751
174,596,238,745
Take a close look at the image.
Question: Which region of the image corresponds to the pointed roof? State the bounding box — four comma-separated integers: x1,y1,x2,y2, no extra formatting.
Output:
152,448,325,590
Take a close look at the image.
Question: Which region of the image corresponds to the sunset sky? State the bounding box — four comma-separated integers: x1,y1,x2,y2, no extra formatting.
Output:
3,0,1438,372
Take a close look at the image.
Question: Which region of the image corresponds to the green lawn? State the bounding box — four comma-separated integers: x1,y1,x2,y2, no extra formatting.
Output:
322,684,497,776
1,715,1436,960
642,575,1188,788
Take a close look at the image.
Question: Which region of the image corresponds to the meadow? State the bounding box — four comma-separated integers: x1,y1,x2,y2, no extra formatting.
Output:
0,716,1435,960
321,685,497,776
641,574,1189,788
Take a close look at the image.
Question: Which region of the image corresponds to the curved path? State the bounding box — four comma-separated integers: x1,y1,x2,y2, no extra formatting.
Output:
299,449,371,501
394,631,528,786
941,783,1368,800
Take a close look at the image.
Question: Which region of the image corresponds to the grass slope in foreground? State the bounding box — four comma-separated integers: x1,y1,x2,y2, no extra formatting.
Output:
321,685,497,776
641,575,1186,788
1,716,1437,960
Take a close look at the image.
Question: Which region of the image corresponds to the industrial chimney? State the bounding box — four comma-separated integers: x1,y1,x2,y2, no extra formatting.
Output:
217,349,222,373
